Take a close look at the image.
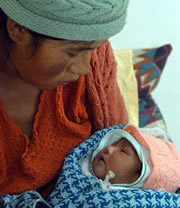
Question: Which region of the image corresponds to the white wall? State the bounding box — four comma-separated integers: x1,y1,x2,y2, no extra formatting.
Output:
110,0,180,150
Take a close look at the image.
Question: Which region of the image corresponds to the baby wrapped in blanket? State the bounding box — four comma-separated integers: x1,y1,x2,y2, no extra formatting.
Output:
87,124,180,192
1,125,180,207
46,125,180,208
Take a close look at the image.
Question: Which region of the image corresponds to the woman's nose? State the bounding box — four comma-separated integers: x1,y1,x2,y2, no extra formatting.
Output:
69,51,92,76
69,64,89,76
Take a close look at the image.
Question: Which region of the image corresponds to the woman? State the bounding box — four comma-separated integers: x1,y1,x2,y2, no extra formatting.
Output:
0,0,129,199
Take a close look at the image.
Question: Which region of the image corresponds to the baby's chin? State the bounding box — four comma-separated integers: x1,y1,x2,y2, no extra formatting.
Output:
92,166,106,181
109,177,119,184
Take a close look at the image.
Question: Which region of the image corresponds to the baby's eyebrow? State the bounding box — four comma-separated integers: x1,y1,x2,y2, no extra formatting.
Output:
121,139,136,152
112,138,126,145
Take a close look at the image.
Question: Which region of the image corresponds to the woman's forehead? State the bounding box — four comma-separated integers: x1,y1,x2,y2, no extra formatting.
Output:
64,40,105,50
43,38,105,52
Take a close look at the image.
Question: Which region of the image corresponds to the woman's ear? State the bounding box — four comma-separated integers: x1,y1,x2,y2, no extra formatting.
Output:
6,18,28,42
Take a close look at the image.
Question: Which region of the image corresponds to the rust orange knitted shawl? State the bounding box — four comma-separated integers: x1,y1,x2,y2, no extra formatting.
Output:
0,41,128,198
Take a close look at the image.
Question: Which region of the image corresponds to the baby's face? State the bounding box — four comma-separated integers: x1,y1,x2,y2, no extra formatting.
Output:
92,138,142,184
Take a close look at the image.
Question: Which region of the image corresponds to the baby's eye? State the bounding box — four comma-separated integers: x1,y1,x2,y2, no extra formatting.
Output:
120,149,126,154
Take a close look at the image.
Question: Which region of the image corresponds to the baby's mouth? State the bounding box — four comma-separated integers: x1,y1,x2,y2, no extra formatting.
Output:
98,154,106,164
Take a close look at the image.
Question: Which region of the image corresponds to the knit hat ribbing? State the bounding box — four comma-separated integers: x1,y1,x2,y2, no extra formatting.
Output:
0,0,129,41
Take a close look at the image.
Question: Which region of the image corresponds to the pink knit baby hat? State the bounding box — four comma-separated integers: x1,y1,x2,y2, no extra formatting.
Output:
123,125,180,192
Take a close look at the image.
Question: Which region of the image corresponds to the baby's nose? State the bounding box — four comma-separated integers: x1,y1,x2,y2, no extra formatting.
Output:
104,145,116,154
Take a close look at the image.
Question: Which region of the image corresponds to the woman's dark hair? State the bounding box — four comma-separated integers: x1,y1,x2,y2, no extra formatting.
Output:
0,8,63,56
0,9,94,57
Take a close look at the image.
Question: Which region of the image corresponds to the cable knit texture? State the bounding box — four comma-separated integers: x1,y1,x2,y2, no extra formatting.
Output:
0,41,128,198
86,41,128,130
0,0,129,40
123,125,180,192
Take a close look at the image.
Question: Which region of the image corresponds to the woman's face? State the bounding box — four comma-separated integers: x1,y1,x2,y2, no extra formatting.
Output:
9,32,104,90
92,138,142,184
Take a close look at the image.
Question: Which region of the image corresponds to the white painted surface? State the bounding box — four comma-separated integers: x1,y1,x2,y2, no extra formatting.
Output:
110,0,180,150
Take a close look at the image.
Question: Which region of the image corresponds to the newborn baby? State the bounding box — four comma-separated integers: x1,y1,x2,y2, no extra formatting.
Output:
92,138,142,185
85,125,180,192
91,126,150,189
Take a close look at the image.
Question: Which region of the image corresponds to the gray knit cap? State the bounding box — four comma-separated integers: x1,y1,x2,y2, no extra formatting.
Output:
0,0,129,41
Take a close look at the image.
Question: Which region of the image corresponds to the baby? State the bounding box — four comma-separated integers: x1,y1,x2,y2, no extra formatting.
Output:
88,125,180,192
92,138,142,185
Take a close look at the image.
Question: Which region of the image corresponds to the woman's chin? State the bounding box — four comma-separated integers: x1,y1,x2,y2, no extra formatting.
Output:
30,80,77,90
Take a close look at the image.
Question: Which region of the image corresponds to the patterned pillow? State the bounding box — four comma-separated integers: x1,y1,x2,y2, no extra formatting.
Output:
132,44,172,131
133,44,172,99
138,94,164,127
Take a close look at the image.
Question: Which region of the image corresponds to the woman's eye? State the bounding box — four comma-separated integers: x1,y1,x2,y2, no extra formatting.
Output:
67,53,77,57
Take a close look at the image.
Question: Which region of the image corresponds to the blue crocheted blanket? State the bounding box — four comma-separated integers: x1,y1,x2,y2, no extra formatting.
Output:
0,125,180,208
